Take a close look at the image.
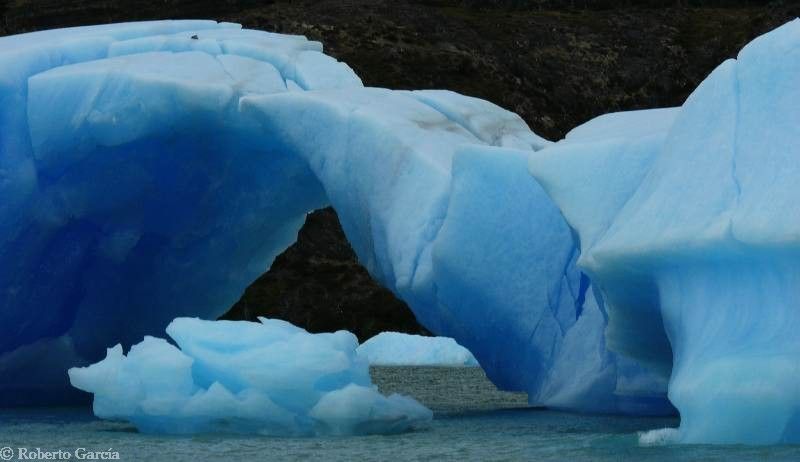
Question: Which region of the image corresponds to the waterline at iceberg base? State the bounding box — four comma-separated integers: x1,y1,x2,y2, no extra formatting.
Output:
0,18,798,445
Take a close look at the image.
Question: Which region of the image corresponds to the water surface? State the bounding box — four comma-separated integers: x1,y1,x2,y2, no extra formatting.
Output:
0,367,797,461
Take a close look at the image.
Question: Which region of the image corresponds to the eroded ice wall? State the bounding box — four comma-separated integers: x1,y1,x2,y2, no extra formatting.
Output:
529,20,800,444
0,21,351,405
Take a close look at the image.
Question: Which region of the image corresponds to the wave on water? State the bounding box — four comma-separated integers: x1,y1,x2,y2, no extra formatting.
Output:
638,428,680,446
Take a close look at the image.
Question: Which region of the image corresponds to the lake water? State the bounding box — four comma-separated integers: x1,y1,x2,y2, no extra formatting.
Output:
0,366,798,461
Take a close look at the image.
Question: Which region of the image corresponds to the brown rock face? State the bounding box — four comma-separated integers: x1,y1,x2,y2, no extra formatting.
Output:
3,0,798,338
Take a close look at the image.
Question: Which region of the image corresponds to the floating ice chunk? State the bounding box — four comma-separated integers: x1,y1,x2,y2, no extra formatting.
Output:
68,318,432,436
357,332,478,366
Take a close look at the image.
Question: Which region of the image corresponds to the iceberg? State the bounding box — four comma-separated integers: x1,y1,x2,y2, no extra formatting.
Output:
68,317,432,435
7,15,799,446
0,19,670,417
529,20,800,444
0,21,671,413
357,332,478,366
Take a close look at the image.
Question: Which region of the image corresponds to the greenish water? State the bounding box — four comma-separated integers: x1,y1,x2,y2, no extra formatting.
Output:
0,367,798,461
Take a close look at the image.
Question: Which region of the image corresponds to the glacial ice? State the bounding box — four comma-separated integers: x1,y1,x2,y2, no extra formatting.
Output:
68,317,432,435
356,332,478,366
0,20,668,416
529,20,800,444
5,18,799,445
428,145,669,413
0,20,345,406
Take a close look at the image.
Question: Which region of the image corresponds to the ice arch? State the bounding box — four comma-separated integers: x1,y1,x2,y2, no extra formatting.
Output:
0,21,668,413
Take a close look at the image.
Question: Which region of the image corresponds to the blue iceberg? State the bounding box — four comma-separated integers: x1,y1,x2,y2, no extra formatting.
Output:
0,20,666,417
68,317,432,435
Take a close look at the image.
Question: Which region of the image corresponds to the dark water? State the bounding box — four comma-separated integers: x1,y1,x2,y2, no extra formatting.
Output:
0,367,798,461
